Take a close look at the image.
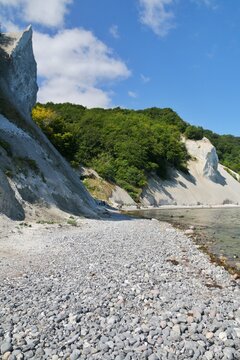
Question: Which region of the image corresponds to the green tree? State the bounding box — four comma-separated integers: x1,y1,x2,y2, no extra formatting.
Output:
185,125,204,140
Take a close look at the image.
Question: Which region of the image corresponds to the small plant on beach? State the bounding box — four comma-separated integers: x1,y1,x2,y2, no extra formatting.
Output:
20,222,29,227
67,218,78,226
37,220,55,225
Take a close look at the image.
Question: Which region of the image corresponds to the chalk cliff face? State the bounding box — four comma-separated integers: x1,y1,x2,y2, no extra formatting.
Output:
0,26,38,122
141,137,240,207
80,137,240,209
0,27,98,220
185,137,220,182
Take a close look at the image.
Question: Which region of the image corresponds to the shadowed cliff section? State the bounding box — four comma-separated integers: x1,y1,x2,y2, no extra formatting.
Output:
0,27,99,220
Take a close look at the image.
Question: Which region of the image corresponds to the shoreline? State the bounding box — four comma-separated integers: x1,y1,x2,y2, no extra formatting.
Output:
123,207,240,277
0,215,240,358
121,203,240,211
167,221,240,279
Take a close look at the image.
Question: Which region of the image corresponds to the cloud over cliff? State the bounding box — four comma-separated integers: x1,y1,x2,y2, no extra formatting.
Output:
0,0,131,107
34,29,130,107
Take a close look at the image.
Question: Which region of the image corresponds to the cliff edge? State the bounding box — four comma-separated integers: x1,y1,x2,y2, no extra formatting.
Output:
0,27,98,220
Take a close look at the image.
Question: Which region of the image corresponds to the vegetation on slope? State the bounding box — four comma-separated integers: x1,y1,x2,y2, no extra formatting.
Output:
32,103,240,200
32,104,189,200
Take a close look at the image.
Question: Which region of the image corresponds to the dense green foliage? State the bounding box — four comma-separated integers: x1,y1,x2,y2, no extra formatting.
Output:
184,125,204,140
32,104,189,200
32,103,240,199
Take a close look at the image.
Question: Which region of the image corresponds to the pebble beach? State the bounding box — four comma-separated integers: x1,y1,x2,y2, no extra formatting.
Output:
0,217,239,360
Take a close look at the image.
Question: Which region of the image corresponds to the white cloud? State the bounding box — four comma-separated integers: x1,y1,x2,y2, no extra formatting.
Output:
109,25,120,39
138,0,217,36
139,0,175,37
33,29,131,107
38,78,111,108
193,0,217,8
0,0,72,28
140,74,150,83
128,91,138,98
0,1,130,107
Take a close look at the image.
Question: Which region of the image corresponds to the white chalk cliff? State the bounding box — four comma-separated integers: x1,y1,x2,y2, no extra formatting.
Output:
141,137,240,207
0,27,98,220
0,26,38,123
82,136,240,208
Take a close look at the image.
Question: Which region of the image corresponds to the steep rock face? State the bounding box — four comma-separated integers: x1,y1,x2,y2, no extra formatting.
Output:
0,168,24,220
203,149,219,181
141,137,240,207
185,137,219,182
0,26,37,122
0,27,98,220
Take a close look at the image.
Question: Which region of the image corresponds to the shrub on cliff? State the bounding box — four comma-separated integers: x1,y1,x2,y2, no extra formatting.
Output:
185,125,204,140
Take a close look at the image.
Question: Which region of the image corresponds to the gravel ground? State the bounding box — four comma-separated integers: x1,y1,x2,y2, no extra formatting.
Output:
0,218,240,360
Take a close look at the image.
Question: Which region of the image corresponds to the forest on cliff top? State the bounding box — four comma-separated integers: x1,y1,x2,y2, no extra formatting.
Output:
32,103,240,200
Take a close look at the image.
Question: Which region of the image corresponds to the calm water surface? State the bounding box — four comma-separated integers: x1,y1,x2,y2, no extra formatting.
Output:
129,208,240,270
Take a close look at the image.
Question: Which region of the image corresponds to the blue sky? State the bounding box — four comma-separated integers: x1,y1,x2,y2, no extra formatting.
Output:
1,0,240,135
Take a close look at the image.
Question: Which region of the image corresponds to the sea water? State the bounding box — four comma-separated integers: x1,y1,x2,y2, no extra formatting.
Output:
129,207,240,270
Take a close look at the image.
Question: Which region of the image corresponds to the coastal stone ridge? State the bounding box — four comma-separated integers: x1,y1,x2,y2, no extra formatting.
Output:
0,218,239,359
0,27,98,220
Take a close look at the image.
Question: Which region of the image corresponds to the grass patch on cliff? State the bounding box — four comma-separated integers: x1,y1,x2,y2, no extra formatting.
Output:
83,177,114,202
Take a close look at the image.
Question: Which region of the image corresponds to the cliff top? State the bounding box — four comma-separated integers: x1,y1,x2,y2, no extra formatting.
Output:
0,25,32,57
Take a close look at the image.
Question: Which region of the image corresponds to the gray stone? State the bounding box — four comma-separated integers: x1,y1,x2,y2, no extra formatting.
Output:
1,342,13,355
148,354,159,360
223,347,234,360
70,349,81,360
